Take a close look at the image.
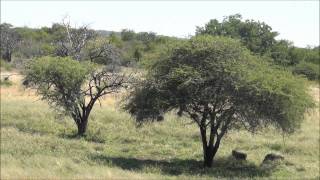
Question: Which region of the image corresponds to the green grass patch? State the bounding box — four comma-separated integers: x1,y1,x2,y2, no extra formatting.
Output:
0,59,13,71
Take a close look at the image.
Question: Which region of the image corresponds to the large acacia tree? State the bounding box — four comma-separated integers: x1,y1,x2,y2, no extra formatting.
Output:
24,56,131,135
124,35,314,167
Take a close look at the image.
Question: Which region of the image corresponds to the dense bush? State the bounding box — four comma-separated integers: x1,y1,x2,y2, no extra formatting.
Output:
121,29,136,41
196,14,278,55
293,61,319,81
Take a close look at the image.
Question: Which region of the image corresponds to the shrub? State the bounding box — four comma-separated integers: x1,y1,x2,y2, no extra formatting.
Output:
0,59,13,71
293,61,319,81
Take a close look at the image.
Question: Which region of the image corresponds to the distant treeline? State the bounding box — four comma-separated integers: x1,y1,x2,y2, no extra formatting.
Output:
0,14,319,80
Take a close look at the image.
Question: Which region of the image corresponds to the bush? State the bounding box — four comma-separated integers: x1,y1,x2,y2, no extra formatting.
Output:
0,59,13,71
293,61,319,81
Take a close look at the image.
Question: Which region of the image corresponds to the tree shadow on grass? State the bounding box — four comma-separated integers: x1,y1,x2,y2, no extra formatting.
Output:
89,154,276,178
58,132,106,144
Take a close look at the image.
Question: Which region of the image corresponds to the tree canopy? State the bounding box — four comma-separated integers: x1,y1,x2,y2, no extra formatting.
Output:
196,14,278,55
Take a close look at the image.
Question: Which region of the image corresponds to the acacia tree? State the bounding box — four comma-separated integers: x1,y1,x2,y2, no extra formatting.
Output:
24,56,131,135
0,23,21,62
124,35,314,167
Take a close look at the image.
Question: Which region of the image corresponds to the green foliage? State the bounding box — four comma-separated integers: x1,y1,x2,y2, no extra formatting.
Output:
288,47,307,65
136,32,156,44
195,14,319,81
304,47,320,64
108,32,124,48
136,32,157,50
234,60,315,132
293,61,319,81
121,29,136,41
271,44,319,67
15,27,51,42
137,36,187,68
196,14,278,55
270,40,293,66
24,56,94,113
15,26,55,58
0,59,13,71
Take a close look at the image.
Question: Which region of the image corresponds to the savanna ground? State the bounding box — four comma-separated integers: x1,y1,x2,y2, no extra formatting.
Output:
1,68,319,179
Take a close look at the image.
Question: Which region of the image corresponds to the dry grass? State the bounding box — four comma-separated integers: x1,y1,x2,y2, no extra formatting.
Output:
1,71,319,179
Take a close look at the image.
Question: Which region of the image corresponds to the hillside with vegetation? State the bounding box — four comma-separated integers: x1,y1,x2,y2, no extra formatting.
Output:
1,14,319,80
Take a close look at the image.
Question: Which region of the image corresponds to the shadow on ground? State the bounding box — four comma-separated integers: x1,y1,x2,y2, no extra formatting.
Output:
89,154,276,178
58,131,106,144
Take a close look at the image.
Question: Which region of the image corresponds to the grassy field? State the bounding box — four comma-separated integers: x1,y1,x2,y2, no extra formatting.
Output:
1,70,319,179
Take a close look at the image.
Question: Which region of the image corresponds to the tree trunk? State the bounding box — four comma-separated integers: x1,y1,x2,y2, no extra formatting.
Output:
77,118,88,136
3,51,11,62
203,146,215,167
200,127,220,168
74,101,95,136
200,128,215,168
8,52,12,62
